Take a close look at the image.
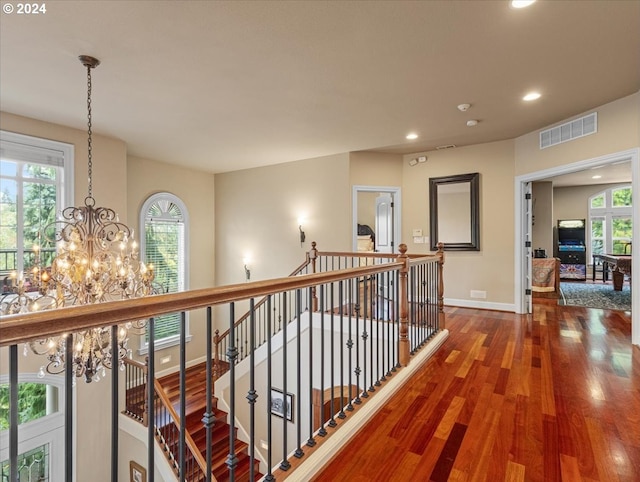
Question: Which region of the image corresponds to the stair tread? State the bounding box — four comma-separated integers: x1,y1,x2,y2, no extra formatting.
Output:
148,359,257,482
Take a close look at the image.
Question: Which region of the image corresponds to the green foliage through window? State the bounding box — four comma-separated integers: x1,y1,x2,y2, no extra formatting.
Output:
0,383,47,430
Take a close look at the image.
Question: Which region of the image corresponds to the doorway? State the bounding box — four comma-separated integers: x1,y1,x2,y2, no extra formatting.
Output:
514,148,640,345
352,186,401,253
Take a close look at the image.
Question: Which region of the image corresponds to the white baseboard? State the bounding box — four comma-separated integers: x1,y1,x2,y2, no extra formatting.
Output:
444,298,515,312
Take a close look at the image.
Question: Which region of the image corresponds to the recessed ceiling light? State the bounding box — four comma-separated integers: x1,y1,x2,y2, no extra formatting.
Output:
511,0,536,8
523,92,541,101
406,133,418,140
592,175,602,179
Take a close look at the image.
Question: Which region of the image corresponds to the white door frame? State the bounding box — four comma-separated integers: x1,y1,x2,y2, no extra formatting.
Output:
514,148,640,346
352,186,402,253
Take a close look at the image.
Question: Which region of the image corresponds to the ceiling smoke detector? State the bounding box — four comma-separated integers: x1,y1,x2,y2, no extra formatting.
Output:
457,103,471,112
466,119,479,127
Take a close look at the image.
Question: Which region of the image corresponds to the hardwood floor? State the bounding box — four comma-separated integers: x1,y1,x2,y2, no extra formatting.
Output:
313,301,639,481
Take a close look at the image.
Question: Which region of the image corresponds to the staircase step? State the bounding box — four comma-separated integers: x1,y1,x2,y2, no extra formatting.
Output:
152,359,260,482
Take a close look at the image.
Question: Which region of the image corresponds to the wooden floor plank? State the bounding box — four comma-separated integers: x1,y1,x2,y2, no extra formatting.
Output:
313,301,639,482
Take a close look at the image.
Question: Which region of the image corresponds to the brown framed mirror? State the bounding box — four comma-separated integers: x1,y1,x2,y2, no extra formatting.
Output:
429,172,480,251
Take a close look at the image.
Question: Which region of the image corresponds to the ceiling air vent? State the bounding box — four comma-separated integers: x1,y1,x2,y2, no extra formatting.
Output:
436,144,457,150
539,112,597,149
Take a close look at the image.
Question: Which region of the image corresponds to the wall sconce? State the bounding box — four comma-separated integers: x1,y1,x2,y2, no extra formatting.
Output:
297,217,306,246
243,257,251,281
299,225,306,246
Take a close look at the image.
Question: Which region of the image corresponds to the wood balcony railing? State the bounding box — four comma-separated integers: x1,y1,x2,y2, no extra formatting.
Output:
1,242,445,482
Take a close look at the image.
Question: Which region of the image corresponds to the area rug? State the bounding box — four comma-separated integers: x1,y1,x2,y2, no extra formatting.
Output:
559,282,632,311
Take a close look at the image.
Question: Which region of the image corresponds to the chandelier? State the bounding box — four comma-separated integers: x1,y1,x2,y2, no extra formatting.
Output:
0,55,155,382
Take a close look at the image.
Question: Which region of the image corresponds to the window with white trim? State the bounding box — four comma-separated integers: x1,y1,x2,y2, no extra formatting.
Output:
0,131,73,281
139,192,190,352
588,185,633,260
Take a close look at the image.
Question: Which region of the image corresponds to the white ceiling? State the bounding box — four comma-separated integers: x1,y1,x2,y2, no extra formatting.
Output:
1,1,639,174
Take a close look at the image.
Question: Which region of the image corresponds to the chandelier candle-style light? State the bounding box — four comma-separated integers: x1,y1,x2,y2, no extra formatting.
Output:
0,55,155,382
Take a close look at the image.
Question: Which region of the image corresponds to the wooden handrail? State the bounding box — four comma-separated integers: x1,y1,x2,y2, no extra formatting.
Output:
0,262,403,347
123,357,147,371
153,378,213,480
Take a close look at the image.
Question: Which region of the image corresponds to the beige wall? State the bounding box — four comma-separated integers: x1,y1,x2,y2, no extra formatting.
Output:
349,151,403,187
402,140,515,305
515,92,640,175
214,153,351,289
532,181,554,256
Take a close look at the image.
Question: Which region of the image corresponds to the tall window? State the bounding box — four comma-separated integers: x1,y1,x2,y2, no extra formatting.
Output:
0,131,73,279
140,192,190,351
0,376,65,482
589,185,633,259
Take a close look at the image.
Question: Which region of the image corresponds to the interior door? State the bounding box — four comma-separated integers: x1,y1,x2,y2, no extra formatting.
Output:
524,182,533,313
375,193,394,254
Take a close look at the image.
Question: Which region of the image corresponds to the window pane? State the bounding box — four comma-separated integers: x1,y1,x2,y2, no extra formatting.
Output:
590,194,605,208
590,218,603,238
0,160,17,177
145,220,184,341
591,239,604,255
0,179,18,271
22,164,56,180
0,382,49,429
612,187,632,207
1,443,49,482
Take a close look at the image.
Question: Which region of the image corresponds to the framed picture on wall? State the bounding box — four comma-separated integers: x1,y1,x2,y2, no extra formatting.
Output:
270,388,293,422
130,461,146,482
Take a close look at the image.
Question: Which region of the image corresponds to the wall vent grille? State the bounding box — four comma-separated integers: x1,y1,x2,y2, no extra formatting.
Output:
539,112,597,149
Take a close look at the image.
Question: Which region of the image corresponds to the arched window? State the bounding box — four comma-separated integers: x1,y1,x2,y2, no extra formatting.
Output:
139,192,190,352
589,185,633,259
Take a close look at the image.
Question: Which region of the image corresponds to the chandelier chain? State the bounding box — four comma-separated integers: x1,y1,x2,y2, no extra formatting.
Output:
86,62,93,199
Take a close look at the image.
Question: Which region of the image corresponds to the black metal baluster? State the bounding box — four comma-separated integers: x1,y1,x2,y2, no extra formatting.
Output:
247,299,258,480
148,318,155,482
179,312,187,480
338,280,346,419
328,284,337,427
65,334,73,482
354,278,362,405
203,307,214,481
375,275,381,388
295,289,304,458
264,296,274,482
368,275,375,393
307,286,316,448
280,292,291,471
227,304,239,481
9,345,18,482
318,285,327,436
391,271,401,372
347,278,354,412
111,325,119,482
362,276,369,400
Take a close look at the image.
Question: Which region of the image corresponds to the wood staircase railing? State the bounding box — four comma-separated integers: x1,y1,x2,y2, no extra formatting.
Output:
212,242,407,379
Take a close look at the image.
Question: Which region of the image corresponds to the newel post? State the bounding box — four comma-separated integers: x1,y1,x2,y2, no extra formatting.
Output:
309,241,318,312
397,243,410,366
213,329,220,378
437,242,445,331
